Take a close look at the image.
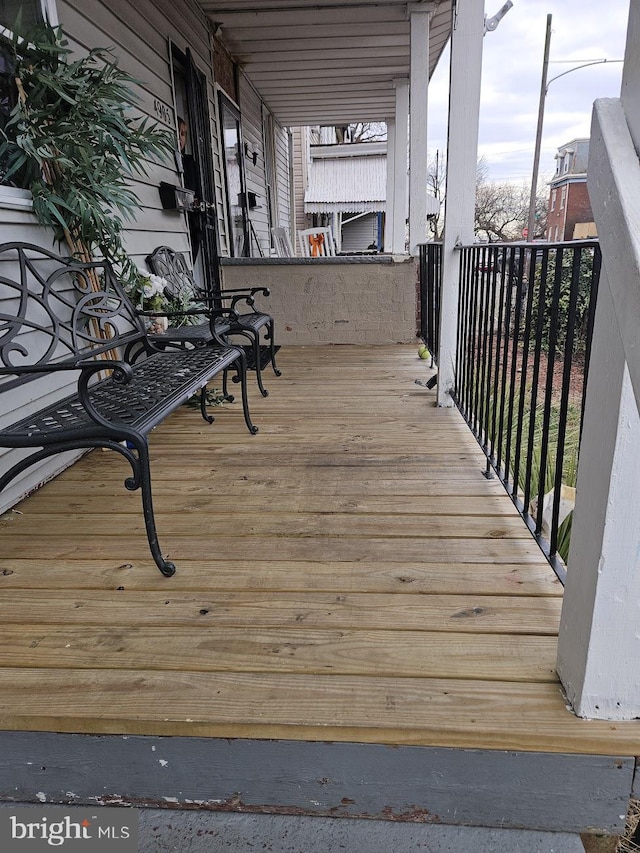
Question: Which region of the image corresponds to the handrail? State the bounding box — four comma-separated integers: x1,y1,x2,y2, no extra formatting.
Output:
588,98,640,408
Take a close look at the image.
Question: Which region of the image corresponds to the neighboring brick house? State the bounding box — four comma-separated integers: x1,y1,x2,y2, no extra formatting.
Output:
546,138,597,241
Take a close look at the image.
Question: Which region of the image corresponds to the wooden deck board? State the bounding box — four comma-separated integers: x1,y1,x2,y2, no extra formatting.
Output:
0,344,638,756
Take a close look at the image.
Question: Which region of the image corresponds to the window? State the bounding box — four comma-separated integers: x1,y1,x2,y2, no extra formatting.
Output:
0,0,43,32
550,189,556,211
0,0,58,208
219,91,249,257
560,185,567,209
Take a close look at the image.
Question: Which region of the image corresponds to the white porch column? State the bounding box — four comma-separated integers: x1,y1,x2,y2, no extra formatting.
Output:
437,0,485,406
384,118,396,252
557,4,640,719
408,4,433,255
392,78,409,253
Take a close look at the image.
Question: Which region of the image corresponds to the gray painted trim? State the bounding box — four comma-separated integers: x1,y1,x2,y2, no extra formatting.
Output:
0,733,631,834
0,806,588,852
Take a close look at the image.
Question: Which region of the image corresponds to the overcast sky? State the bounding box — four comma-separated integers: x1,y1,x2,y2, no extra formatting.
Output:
427,0,630,185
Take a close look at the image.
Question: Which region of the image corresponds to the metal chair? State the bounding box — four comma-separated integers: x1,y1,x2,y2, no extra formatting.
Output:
146,246,281,397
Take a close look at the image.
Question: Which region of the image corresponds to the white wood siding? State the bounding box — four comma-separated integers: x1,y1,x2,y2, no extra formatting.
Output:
292,126,311,253
236,73,292,258
239,73,270,257
341,213,379,253
274,121,292,239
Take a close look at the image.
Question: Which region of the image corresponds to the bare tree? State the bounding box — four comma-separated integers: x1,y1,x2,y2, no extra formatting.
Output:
427,152,549,242
346,122,387,142
475,177,549,241
427,150,446,239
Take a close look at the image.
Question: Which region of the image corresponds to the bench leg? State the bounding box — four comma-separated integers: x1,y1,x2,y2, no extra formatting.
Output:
129,439,177,577
229,328,269,397
251,330,269,397
199,388,215,424
265,319,282,377
221,369,234,403
234,350,259,435
0,439,177,577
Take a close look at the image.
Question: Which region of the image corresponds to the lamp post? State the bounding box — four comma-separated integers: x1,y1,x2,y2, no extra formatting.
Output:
526,13,623,242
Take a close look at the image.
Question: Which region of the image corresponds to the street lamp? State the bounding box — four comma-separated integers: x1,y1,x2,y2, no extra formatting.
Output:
526,13,623,241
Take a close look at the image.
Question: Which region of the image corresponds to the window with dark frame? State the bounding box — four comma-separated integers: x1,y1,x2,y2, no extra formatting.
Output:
0,0,47,189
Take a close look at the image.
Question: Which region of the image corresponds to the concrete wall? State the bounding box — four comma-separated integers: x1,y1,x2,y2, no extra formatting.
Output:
220,257,418,344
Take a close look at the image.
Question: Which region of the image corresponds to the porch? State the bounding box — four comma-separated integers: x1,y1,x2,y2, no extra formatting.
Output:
0,345,636,836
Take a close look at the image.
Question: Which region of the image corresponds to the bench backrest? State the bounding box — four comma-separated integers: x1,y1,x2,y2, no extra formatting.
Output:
146,246,200,304
0,242,145,391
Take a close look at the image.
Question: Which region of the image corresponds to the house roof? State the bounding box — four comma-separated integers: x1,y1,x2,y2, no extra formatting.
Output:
197,0,453,127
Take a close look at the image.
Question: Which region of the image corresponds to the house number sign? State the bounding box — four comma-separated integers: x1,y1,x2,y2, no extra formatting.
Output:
153,98,174,126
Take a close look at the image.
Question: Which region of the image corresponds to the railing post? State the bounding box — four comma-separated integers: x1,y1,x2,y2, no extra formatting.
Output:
557,275,640,719
437,0,485,406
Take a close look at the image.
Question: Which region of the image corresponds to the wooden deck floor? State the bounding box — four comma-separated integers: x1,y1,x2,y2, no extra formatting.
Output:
0,345,638,756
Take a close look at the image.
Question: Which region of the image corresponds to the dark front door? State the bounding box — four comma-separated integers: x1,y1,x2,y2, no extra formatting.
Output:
173,46,221,294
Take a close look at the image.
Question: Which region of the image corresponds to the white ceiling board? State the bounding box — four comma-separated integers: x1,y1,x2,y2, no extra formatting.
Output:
196,0,452,126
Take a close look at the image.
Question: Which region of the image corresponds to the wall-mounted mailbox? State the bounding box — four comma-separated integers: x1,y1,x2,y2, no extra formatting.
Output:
237,191,259,210
159,182,195,212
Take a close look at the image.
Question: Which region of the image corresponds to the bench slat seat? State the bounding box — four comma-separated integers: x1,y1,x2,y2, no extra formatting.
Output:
3,346,242,441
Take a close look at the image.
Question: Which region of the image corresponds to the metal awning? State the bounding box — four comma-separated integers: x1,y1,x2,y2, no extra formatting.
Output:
305,150,386,213
197,0,452,127
304,150,440,215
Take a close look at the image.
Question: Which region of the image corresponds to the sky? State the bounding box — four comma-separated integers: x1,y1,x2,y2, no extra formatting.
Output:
427,0,630,185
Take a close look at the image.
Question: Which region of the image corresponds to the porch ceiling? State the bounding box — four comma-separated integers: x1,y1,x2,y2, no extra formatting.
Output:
197,0,453,126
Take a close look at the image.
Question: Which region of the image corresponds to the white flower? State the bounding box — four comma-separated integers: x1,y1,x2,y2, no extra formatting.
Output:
142,277,166,299
149,273,168,290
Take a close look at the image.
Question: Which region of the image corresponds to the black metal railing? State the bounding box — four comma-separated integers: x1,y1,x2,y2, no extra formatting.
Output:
452,241,601,583
418,242,442,359
416,240,602,581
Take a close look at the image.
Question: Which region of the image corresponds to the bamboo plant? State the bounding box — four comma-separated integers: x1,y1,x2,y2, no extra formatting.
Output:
0,20,172,285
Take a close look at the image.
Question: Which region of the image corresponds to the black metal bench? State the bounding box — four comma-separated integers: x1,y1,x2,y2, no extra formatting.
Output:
146,246,281,397
0,242,258,577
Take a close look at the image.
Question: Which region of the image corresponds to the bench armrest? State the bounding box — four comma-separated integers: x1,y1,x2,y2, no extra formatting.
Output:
137,306,240,322
0,360,132,380
217,287,271,298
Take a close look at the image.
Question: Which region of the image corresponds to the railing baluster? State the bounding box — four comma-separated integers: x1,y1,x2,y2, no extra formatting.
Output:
422,239,601,586
523,247,550,519
488,247,508,466
549,246,581,560
496,248,516,479
476,246,492,448
456,246,470,407
512,247,538,511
